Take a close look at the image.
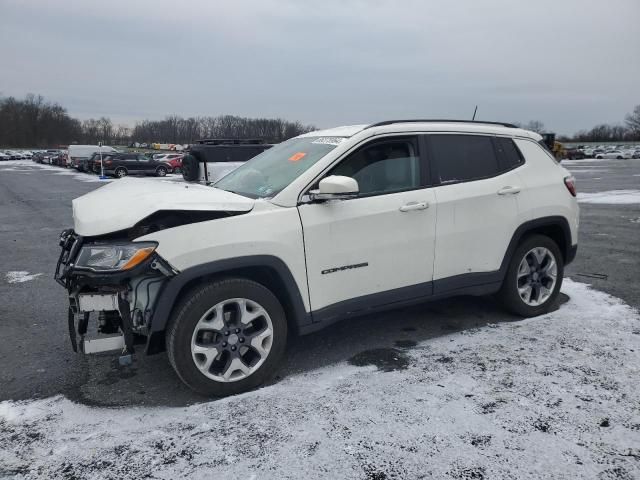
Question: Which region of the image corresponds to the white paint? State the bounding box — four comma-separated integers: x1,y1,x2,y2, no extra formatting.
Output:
577,190,640,205
72,177,254,236
1,280,639,479
5,271,43,283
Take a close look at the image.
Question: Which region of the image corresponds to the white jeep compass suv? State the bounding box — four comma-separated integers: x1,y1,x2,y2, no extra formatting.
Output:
56,120,579,396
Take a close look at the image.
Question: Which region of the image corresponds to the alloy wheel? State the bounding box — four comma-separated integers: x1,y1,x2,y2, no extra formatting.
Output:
517,247,558,306
190,298,274,382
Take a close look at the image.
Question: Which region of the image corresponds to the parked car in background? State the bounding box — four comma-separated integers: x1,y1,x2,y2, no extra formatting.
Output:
631,150,640,159
564,148,586,160
52,151,68,167
42,150,62,164
596,150,632,159
153,153,184,173
0,151,10,161
92,152,173,177
6,150,25,159
69,145,119,170
82,151,113,173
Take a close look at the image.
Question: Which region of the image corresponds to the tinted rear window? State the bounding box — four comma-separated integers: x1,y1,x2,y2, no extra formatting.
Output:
430,134,500,183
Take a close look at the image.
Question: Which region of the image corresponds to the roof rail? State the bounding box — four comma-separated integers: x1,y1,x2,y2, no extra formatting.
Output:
364,119,519,130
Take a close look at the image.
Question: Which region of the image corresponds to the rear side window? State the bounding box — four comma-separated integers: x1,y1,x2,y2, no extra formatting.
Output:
430,134,499,184
493,137,524,171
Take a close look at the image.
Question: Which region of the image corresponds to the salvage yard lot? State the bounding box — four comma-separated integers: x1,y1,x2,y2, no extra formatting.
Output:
1,158,639,479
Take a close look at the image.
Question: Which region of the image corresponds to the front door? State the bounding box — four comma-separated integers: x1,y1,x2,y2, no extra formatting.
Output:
297,136,437,317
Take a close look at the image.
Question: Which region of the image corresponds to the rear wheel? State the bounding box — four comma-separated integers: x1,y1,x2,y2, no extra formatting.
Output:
498,234,564,317
166,278,287,396
115,167,127,178
156,166,167,177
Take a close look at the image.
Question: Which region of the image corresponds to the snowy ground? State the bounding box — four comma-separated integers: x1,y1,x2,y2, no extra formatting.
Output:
1,279,639,479
578,190,640,205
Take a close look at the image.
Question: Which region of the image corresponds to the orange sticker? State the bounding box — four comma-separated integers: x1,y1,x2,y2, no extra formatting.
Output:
289,152,307,162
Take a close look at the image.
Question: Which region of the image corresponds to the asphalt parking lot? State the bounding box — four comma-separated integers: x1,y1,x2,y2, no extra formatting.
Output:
0,159,639,409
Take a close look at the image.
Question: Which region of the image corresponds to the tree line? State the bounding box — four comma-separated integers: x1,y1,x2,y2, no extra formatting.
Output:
0,94,315,147
517,105,640,143
2,93,638,147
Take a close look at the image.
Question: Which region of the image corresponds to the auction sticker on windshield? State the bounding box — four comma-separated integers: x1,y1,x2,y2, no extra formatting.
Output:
289,152,307,162
311,137,346,146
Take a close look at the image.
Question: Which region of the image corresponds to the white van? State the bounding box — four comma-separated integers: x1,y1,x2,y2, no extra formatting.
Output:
68,145,118,169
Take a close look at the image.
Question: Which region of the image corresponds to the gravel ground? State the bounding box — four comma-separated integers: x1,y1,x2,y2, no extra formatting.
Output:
0,158,639,478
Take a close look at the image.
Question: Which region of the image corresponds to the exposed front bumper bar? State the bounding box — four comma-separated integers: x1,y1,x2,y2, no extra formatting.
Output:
78,293,119,312
82,335,125,354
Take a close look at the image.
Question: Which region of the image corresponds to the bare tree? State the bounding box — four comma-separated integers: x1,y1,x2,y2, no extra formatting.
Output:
625,105,640,137
524,120,545,133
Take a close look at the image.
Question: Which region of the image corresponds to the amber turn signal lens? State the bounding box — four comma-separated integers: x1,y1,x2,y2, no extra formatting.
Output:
121,246,156,270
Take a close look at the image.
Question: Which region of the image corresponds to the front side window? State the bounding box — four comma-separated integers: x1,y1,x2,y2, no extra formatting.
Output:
215,136,345,198
430,134,499,184
329,138,421,196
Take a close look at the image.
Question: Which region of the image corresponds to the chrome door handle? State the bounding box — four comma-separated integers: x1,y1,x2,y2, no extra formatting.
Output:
399,201,429,212
497,186,521,195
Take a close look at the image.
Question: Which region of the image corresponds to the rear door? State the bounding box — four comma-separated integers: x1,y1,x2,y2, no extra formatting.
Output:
428,134,525,287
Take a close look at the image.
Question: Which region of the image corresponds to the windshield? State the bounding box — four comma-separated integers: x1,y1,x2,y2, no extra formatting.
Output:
214,136,346,198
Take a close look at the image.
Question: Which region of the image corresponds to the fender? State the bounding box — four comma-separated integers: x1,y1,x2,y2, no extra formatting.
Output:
499,215,575,275
146,255,310,354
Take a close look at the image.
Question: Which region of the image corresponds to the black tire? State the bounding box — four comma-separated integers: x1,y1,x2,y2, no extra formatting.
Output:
156,166,167,177
616,156,623,160
497,234,564,317
166,278,288,396
115,167,127,178
173,166,181,174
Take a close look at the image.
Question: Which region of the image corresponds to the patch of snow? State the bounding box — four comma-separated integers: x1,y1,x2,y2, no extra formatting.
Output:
5,271,43,283
577,190,640,205
1,280,640,479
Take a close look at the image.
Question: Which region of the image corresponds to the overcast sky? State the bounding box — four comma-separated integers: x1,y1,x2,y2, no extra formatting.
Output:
1,0,638,135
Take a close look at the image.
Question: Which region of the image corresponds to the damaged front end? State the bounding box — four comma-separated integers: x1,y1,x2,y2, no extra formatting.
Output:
55,229,177,364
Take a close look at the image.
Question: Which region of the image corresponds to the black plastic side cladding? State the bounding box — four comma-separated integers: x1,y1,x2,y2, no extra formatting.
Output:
145,255,310,355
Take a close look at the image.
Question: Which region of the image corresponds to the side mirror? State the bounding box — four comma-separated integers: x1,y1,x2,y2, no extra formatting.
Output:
309,175,359,202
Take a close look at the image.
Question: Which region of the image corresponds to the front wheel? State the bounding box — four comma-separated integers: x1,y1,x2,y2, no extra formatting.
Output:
114,167,127,178
156,166,167,177
173,166,181,174
498,234,564,317
166,278,288,396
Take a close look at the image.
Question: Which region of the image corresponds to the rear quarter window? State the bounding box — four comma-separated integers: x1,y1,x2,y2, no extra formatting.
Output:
493,137,524,171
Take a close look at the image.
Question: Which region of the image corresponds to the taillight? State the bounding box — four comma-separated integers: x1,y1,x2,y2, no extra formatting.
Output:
105,160,112,165
564,176,577,197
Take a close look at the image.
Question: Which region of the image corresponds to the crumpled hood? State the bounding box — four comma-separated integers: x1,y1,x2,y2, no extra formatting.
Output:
73,178,254,236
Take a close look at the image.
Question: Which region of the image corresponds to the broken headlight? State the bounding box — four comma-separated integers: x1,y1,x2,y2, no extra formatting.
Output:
74,242,157,272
